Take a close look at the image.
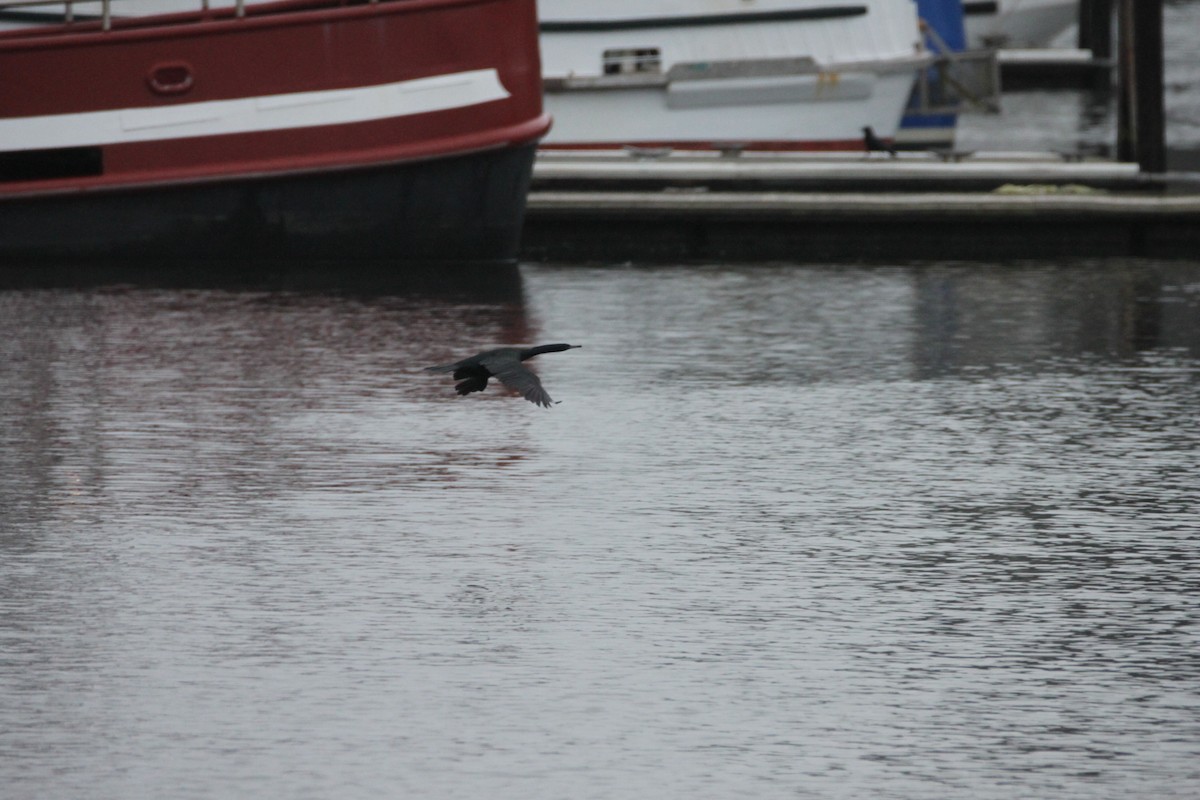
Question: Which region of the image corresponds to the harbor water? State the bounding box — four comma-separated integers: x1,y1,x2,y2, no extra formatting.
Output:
2,259,1199,799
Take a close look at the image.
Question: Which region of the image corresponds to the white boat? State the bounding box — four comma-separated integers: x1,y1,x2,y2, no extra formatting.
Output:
538,0,932,152
963,0,1078,49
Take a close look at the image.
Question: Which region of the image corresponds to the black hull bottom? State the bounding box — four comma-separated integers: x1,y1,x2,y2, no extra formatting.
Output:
0,143,537,265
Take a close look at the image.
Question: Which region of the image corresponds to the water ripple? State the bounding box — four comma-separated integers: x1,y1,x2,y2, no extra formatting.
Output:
2,260,1199,799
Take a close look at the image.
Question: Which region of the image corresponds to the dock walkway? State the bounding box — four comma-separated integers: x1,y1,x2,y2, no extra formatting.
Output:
522,151,1200,263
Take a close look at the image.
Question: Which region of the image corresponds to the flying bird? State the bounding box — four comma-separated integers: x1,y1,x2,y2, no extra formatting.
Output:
862,126,897,157
425,343,581,408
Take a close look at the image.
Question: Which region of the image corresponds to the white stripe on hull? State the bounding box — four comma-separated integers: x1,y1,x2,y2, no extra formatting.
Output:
1,69,510,152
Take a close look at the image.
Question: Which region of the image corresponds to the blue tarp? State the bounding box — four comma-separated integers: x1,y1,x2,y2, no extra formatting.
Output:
901,0,966,138
917,0,966,52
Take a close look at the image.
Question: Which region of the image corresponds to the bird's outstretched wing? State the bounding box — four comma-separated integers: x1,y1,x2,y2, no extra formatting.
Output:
454,375,489,396
482,356,554,408
425,361,461,374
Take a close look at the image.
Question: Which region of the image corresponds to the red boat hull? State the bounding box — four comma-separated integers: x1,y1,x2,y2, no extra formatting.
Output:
1,142,538,262
0,0,550,263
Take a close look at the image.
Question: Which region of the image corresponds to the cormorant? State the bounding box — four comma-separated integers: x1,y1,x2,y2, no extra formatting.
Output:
425,343,581,408
862,126,897,157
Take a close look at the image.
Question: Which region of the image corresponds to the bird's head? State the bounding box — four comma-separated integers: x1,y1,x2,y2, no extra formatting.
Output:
520,343,582,359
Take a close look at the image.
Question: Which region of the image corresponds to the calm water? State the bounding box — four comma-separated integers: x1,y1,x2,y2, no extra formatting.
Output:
2,259,1199,799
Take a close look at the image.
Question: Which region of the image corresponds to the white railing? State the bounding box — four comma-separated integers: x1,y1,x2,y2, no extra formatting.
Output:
0,0,258,30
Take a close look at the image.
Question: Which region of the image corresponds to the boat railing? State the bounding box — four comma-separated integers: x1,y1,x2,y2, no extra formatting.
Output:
0,0,381,31
910,17,1001,115
0,0,251,29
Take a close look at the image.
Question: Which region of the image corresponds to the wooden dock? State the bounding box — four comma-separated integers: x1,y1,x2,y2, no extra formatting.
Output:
521,151,1200,263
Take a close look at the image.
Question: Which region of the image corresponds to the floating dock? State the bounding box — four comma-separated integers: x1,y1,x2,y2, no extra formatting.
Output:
521,151,1200,263
997,48,1114,90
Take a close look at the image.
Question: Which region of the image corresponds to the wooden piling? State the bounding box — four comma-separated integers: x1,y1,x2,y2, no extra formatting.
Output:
1117,0,1166,173
1077,0,1113,60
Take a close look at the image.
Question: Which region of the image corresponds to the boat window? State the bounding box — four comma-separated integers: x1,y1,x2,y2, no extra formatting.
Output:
602,48,662,75
0,147,104,182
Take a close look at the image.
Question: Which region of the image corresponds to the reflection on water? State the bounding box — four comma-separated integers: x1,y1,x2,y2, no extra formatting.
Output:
959,89,1118,156
2,260,1199,799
